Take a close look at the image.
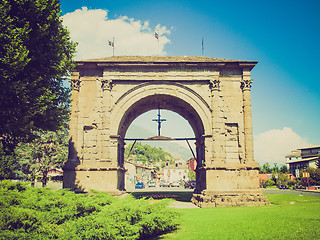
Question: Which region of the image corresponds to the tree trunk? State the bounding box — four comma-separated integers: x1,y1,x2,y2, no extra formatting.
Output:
42,170,48,187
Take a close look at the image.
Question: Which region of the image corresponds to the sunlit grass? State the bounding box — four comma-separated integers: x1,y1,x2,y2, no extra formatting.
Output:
157,194,320,240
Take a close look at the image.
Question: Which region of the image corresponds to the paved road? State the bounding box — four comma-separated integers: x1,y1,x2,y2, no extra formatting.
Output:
130,186,193,192
36,182,320,198
262,188,320,197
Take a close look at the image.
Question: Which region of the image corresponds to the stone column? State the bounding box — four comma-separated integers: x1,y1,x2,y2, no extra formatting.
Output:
100,76,113,165
209,76,226,167
68,72,81,162
63,72,81,189
241,71,258,168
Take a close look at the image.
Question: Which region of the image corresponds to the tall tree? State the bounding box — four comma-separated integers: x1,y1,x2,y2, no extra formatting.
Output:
260,163,272,174
316,154,320,169
0,0,77,151
15,130,68,186
0,143,17,179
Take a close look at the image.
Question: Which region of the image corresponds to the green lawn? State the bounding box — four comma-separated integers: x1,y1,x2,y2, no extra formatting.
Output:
157,194,320,240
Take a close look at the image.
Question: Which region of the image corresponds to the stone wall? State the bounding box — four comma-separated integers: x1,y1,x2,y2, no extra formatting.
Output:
192,192,269,207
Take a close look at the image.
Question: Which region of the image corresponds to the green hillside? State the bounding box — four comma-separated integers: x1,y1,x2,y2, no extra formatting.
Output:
125,124,194,160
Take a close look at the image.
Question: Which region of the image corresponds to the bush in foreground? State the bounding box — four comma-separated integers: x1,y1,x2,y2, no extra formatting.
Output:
0,180,179,239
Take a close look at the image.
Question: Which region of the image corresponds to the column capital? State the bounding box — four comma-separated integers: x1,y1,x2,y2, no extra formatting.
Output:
209,79,220,91
241,79,253,91
98,77,113,91
70,72,81,91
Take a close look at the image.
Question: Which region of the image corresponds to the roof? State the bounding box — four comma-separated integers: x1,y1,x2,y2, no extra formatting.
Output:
125,160,155,170
285,150,301,158
298,145,320,150
286,156,318,164
77,56,258,64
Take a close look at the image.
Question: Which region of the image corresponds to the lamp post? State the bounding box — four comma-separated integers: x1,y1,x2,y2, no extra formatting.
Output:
274,163,278,186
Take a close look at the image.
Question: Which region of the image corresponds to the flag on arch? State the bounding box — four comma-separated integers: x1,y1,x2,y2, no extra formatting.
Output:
154,32,159,40
108,40,114,47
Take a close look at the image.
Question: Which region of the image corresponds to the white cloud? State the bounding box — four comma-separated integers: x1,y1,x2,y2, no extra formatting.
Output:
254,127,311,166
62,7,171,60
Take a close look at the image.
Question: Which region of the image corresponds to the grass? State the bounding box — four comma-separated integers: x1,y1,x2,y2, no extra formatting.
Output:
155,194,320,240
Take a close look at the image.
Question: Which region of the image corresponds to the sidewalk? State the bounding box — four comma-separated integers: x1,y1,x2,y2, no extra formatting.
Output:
169,201,199,209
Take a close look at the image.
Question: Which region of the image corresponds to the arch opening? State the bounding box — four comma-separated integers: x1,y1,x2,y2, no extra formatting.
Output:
116,94,206,193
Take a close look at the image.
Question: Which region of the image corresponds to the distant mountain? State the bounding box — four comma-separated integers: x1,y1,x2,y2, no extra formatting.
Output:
125,124,194,160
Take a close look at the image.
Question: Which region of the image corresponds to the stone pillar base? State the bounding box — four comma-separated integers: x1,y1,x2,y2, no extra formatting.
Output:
63,168,126,195
191,191,269,207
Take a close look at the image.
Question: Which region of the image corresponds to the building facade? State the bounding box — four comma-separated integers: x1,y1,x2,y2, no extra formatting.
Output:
286,146,320,177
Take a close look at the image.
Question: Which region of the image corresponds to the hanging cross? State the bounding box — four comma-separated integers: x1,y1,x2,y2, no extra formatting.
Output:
152,108,166,136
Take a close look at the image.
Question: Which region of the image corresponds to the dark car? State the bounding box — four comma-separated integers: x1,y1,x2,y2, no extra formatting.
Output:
135,182,144,189
184,180,196,189
278,185,288,189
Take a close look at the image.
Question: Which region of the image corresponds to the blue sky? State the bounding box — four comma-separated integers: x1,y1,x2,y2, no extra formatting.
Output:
60,0,320,165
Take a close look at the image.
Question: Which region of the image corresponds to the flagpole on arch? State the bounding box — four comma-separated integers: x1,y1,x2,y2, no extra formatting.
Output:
202,37,204,57
108,37,115,57
155,32,159,56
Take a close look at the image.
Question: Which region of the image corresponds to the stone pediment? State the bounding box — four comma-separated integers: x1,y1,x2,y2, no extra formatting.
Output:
78,55,255,63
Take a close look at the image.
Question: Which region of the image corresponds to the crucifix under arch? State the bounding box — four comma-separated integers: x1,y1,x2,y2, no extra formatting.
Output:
152,108,166,136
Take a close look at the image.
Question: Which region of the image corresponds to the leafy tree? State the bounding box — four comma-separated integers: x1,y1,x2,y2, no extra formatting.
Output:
307,167,320,185
188,169,196,180
301,177,313,187
272,172,290,186
15,130,68,186
265,179,275,187
260,163,272,174
0,143,17,179
280,165,289,173
316,155,320,169
0,0,77,151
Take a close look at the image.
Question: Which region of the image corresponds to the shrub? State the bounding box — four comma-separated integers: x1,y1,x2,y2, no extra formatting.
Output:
0,181,179,239
265,179,275,187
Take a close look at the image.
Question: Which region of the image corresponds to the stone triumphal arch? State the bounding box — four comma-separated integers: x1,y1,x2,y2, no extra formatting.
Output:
63,56,269,207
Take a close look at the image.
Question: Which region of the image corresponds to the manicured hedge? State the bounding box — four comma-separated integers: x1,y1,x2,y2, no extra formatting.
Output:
0,180,179,239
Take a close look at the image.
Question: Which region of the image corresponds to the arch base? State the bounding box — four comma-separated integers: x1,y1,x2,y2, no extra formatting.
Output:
63,168,126,195
191,191,269,207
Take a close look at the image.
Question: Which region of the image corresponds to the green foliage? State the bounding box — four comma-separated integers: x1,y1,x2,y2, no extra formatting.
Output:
307,167,320,185
0,0,77,151
125,142,174,166
259,163,272,173
14,130,68,186
316,157,320,169
265,179,275,187
280,165,288,173
260,163,289,174
188,169,196,180
271,172,291,186
0,142,17,179
0,181,179,239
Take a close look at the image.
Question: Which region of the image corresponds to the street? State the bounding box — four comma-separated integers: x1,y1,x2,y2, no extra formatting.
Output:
262,188,320,197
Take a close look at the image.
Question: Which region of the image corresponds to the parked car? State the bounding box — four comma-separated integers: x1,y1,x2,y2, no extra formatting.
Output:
161,181,171,187
160,180,164,187
278,185,288,189
184,180,196,189
171,182,180,187
293,185,306,190
148,181,156,187
135,182,144,189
